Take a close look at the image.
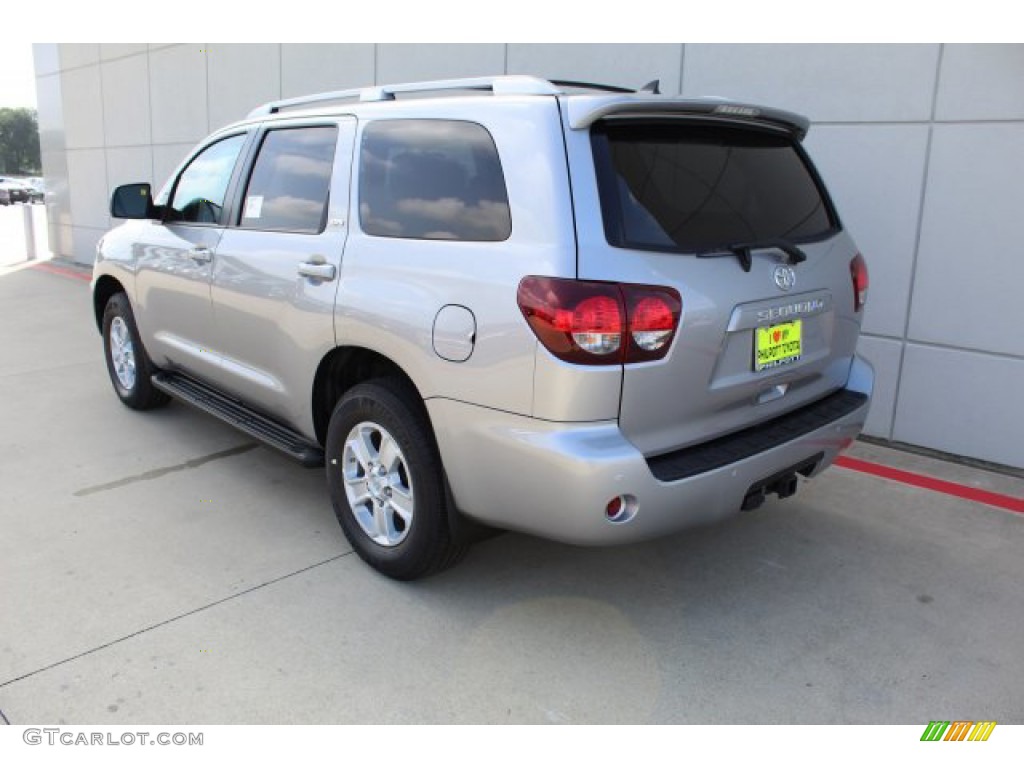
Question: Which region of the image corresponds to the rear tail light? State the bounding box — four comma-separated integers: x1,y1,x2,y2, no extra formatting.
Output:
625,288,681,362
570,295,622,355
850,253,868,312
517,277,681,365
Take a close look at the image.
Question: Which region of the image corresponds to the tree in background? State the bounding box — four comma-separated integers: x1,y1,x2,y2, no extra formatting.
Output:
0,108,41,175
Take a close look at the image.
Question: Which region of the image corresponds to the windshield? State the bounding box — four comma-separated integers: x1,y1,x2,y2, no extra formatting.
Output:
591,121,837,253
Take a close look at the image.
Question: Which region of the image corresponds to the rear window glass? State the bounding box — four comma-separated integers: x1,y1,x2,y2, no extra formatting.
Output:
359,120,511,242
592,122,836,253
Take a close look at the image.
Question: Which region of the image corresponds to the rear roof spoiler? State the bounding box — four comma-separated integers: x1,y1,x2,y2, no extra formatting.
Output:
565,96,811,139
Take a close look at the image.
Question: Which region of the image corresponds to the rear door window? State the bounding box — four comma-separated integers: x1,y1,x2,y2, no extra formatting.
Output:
239,125,339,234
592,122,837,252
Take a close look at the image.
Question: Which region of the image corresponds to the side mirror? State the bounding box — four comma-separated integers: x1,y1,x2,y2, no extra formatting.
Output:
111,183,157,219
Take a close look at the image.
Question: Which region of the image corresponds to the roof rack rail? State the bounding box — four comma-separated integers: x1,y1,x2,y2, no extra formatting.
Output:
247,75,564,118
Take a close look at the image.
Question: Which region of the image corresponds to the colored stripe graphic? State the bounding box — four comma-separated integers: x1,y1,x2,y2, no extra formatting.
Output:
920,720,996,742
969,722,997,741
921,721,949,741
945,721,973,741
835,456,1024,515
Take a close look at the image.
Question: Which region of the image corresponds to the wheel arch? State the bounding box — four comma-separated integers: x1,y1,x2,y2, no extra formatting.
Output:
93,274,126,334
312,345,487,547
311,346,424,447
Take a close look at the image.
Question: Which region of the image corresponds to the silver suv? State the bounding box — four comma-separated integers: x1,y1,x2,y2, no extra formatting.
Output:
93,76,873,580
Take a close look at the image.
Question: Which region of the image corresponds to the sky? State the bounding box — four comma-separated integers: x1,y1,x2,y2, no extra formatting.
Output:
0,43,36,109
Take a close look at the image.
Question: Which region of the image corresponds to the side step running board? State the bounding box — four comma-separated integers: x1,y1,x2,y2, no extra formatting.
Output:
152,372,324,468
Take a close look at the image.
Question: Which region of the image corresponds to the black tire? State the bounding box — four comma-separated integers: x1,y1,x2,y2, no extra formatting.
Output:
325,378,467,580
102,292,170,410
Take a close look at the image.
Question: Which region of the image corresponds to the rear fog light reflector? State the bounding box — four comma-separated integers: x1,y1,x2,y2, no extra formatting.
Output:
605,494,638,524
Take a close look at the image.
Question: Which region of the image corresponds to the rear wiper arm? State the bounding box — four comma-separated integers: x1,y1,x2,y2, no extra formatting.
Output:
696,238,808,273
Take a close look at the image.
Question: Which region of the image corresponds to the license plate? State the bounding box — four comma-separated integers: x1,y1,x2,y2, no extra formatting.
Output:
755,320,802,371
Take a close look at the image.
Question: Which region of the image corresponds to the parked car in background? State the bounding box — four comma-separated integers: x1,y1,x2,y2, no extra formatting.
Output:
27,177,46,202
0,177,42,204
0,185,10,206
19,178,44,204
0,178,28,203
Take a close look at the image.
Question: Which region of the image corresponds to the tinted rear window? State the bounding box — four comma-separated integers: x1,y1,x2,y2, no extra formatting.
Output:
592,122,836,252
359,120,511,242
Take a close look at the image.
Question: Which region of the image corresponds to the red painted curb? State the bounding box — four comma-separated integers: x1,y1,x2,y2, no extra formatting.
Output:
30,262,91,283
834,455,1024,515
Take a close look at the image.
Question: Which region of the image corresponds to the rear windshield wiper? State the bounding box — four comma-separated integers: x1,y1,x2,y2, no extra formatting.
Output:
696,238,808,273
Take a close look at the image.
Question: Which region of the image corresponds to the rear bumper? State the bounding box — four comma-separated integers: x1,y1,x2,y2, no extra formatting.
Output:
428,355,874,546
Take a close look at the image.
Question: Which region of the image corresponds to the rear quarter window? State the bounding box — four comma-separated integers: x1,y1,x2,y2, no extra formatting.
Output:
358,119,511,242
592,122,837,253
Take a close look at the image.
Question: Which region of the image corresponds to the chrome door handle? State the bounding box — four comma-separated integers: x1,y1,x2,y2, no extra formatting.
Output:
189,246,212,263
298,262,336,281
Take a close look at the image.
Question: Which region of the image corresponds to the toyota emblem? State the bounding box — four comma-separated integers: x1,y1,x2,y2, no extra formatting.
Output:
773,265,796,291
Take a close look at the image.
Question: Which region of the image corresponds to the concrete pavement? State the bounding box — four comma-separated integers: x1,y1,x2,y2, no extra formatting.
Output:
1,262,1022,724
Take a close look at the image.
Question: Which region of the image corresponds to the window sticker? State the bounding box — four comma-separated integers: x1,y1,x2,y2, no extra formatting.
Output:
243,195,263,219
